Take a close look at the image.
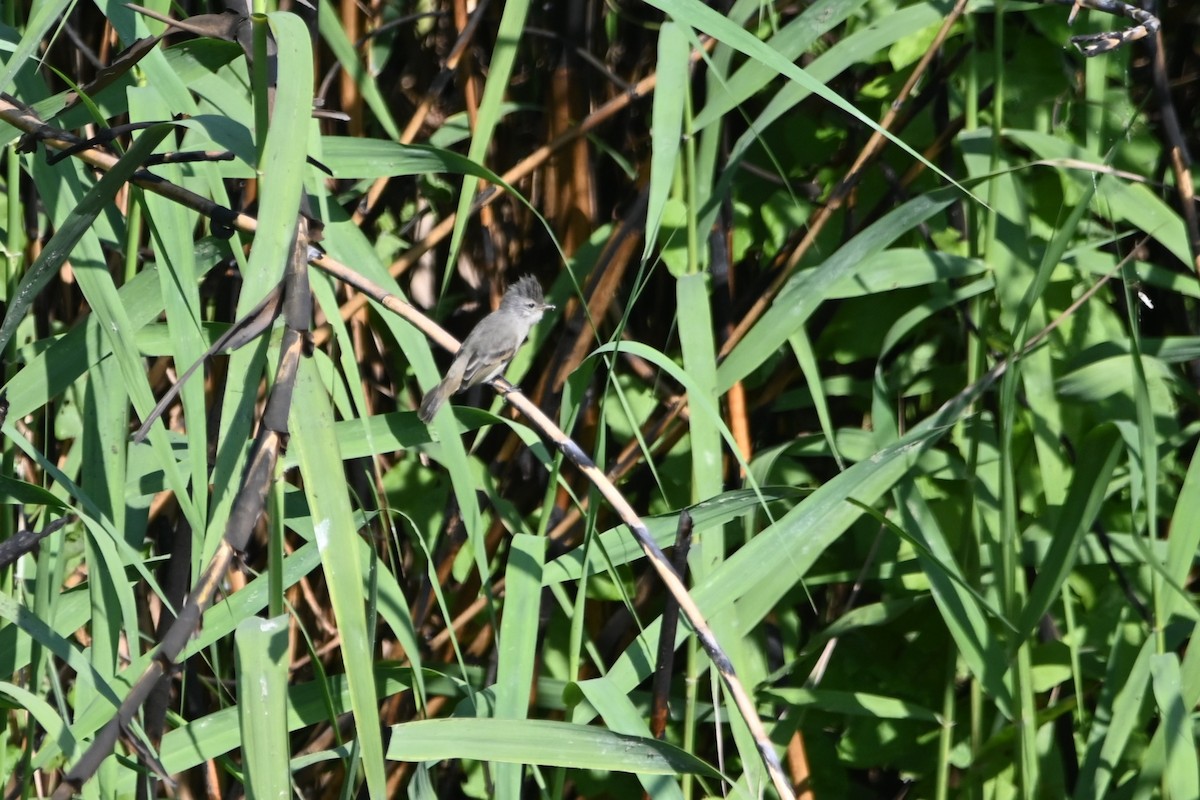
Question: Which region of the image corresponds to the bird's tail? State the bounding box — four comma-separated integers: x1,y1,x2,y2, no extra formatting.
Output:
418,358,466,422
418,378,454,423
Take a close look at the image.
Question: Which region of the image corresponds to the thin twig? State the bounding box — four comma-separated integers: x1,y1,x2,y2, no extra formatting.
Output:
0,516,74,569
650,511,692,739
1042,0,1160,56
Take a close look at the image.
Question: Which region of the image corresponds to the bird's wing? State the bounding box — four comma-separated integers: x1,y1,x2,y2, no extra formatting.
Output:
457,315,520,388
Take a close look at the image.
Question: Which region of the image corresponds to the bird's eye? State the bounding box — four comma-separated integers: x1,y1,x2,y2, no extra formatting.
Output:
526,301,536,308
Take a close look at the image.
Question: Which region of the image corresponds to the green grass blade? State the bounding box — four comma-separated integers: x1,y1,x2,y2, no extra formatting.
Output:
1013,424,1122,639
444,0,531,271
572,678,689,800
0,123,168,353
493,534,546,799
290,358,386,799
1074,633,1154,800
236,614,292,800
645,22,689,260
693,0,867,130
1164,443,1200,621
718,188,957,390
246,12,312,297
646,0,980,203
316,1,401,141
0,0,72,94
387,718,718,777
1150,653,1199,800
543,488,798,585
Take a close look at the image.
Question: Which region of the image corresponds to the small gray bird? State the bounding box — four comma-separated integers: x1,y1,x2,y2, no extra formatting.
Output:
418,275,554,423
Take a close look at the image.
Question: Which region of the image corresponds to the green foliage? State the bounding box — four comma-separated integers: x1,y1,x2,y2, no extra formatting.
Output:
1,0,1197,798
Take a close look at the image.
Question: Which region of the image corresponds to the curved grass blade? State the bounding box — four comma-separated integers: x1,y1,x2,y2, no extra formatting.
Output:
386,718,720,777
